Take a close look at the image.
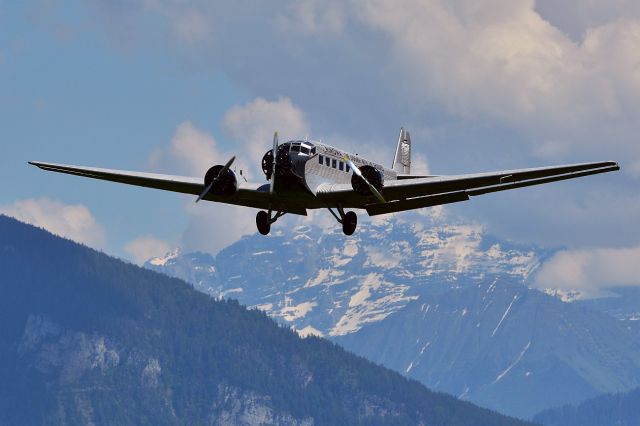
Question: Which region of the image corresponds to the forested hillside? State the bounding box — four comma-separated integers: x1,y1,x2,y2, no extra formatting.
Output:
534,387,640,426
0,215,529,425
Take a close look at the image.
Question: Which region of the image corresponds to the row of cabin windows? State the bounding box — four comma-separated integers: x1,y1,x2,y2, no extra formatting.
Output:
318,154,350,172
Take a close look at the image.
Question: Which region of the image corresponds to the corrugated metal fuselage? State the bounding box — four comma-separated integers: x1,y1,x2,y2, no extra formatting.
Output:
270,141,397,210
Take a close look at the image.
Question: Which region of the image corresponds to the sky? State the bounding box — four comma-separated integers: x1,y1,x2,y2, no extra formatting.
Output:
1,0,639,296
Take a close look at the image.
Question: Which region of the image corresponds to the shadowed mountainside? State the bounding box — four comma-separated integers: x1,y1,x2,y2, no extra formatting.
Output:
0,215,529,425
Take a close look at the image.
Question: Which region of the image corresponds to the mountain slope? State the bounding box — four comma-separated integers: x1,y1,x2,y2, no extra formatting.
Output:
534,387,640,426
0,215,528,425
335,278,640,419
145,217,640,419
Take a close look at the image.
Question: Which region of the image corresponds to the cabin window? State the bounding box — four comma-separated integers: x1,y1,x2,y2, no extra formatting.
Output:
339,161,344,171
319,155,324,164
346,164,350,172
325,157,330,166
311,147,316,155
332,159,337,168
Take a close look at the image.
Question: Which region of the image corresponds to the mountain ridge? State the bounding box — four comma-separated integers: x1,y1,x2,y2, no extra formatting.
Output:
0,214,529,425
145,216,640,419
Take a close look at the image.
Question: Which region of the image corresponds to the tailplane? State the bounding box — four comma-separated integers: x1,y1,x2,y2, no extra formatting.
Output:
392,128,411,175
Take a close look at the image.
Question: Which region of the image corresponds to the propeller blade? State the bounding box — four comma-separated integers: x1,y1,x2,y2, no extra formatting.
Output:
196,156,236,203
270,131,279,195
343,155,386,204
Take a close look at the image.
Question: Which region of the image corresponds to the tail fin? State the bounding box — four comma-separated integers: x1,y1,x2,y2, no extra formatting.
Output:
392,128,411,175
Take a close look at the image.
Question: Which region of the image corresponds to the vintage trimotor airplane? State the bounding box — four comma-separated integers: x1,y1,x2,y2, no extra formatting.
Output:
30,128,619,235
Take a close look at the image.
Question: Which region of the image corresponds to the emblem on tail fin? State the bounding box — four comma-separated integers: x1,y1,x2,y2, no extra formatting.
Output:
392,127,411,175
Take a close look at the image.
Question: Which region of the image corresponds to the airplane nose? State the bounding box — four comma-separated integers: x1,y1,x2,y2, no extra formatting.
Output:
275,147,292,177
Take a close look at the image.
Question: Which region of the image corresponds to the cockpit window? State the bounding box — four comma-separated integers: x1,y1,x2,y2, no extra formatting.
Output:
301,147,310,155
291,145,300,152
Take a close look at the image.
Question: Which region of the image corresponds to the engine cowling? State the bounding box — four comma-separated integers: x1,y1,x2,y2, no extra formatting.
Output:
351,165,384,196
203,165,238,196
261,146,292,180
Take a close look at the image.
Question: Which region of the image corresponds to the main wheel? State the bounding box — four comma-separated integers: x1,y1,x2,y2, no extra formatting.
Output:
256,211,271,235
342,211,357,236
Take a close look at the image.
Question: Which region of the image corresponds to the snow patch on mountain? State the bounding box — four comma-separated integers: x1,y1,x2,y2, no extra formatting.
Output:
281,299,317,321
149,248,181,266
331,273,417,336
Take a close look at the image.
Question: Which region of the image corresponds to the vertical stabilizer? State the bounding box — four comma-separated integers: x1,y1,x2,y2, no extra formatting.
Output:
392,128,411,175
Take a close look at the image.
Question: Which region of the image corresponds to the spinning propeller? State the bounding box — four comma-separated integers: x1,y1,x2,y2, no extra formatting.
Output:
270,132,278,195
342,155,386,204
196,155,236,203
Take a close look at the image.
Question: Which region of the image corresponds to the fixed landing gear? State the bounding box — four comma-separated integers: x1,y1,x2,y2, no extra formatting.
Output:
256,209,285,235
328,207,358,235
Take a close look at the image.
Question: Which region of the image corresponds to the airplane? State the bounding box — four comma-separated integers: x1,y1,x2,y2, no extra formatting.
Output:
29,128,619,236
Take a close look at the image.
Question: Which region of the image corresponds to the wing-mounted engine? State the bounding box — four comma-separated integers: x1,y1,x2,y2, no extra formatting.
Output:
203,164,238,196
351,165,384,196
261,146,292,180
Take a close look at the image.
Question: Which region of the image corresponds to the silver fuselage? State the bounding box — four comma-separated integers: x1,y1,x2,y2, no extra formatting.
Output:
272,140,397,208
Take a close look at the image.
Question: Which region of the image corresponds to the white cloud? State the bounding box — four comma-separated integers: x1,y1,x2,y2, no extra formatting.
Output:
0,198,106,248
534,246,640,297
92,1,640,169
535,0,640,41
222,97,310,177
124,235,172,264
181,201,256,254
351,0,640,163
87,0,639,257
146,98,311,254
149,121,226,176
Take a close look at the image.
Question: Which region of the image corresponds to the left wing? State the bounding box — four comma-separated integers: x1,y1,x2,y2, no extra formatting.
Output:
316,161,620,215
28,161,307,215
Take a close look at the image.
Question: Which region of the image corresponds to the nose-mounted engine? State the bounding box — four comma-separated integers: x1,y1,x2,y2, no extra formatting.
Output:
203,165,238,196
351,165,383,196
261,146,292,180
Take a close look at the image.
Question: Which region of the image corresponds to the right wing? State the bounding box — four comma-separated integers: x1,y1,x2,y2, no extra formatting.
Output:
28,161,308,215
316,161,620,215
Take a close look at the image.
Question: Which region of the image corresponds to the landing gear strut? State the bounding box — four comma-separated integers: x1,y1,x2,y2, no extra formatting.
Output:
328,206,358,236
256,209,285,235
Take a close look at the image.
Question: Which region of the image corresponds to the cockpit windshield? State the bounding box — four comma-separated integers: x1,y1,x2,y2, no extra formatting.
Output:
283,140,315,156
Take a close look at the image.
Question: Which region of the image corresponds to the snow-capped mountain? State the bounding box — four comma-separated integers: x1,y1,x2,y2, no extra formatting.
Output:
147,216,542,337
145,215,640,419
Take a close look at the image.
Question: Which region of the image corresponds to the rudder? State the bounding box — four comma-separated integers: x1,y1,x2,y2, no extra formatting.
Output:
392,128,411,175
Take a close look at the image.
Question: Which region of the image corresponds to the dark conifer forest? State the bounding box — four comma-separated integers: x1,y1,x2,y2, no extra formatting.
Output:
0,215,530,425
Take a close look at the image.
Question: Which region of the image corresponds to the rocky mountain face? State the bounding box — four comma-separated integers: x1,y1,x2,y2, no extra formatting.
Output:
146,215,640,419
0,214,530,425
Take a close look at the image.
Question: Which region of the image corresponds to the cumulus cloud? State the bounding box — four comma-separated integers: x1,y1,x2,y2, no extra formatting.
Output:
535,0,640,41
124,235,172,264
351,0,640,164
87,0,638,257
222,97,310,177
181,201,256,254
534,246,640,297
149,121,225,176
0,198,106,248
91,0,640,166
147,97,311,254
